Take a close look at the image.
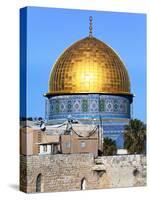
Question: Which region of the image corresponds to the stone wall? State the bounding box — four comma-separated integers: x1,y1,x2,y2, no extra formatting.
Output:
95,155,146,188
20,154,146,193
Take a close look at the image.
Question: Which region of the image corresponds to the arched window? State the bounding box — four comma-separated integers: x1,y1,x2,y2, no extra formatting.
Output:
36,173,42,192
81,178,86,190
133,169,140,177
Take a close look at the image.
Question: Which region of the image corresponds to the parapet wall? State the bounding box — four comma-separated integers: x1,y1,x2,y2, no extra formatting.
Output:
20,154,146,193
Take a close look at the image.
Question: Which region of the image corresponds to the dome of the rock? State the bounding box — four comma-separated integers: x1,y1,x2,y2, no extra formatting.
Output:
45,16,133,149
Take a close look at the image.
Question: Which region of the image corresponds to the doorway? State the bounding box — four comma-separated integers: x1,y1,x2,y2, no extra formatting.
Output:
81,178,86,190
36,173,42,192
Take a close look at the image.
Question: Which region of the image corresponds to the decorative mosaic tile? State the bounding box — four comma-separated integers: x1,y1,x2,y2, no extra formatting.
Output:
46,94,131,120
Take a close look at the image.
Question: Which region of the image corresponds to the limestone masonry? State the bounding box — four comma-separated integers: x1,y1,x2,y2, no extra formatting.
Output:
20,154,146,193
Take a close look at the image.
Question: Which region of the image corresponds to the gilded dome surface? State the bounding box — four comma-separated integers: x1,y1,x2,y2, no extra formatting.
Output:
49,36,130,95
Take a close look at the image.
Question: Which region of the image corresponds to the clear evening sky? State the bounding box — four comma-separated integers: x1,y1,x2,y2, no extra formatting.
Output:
25,7,146,122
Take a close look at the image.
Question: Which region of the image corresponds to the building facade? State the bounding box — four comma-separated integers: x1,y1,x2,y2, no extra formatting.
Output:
44,18,133,148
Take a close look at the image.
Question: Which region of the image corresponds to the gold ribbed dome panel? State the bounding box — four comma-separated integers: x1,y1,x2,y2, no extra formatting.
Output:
49,37,130,94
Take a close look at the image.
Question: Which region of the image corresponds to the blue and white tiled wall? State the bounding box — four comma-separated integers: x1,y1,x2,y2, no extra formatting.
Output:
45,94,130,120
45,94,132,148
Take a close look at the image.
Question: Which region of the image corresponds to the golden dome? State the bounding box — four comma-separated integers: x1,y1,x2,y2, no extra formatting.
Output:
49,36,130,95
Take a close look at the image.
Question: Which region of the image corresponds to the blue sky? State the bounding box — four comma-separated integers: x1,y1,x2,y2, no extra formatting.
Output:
25,7,146,122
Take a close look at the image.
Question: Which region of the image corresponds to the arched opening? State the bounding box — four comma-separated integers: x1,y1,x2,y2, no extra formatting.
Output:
133,168,140,177
81,178,86,190
36,173,42,192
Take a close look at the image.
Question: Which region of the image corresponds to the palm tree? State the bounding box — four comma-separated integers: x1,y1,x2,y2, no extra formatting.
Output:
124,119,146,154
103,137,117,156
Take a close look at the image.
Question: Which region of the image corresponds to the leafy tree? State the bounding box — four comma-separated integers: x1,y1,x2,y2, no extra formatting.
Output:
103,137,117,156
124,119,146,154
